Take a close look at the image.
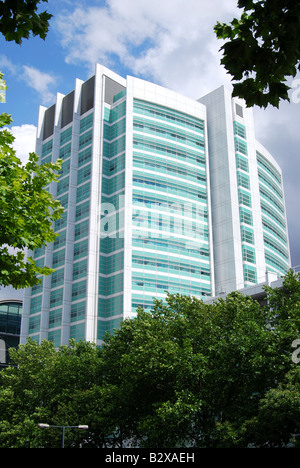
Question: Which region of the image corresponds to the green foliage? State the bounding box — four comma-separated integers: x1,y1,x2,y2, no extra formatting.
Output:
0,0,52,44
215,0,300,108
0,100,63,289
241,367,300,447
0,272,299,448
0,339,99,448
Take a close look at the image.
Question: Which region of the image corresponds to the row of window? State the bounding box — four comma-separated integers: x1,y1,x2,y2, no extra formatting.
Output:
133,137,205,166
133,176,207,202
98,295,123,318
133,99,204,133
132,237,209,259
132,255,210,278
104,118,126,141
133,119,205,150
132,274,210,297
133,153,206,184
132,194,208,220
132,213,208,240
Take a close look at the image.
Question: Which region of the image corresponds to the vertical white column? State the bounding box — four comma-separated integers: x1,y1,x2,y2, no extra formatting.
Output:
123,77,133,321
40,93,63,343
85,67,104,342
60,81,82,345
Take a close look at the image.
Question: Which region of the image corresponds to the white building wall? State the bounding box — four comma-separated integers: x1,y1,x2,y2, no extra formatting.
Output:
199,86,244,294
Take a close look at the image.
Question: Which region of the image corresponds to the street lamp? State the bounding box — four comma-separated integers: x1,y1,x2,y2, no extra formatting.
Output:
38,423,89,448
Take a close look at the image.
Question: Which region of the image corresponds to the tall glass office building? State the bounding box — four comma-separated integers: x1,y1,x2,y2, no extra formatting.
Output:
199,86,291,294
20,65,290,346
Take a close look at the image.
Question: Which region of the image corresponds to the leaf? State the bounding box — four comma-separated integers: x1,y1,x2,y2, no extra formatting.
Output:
214,0,300,108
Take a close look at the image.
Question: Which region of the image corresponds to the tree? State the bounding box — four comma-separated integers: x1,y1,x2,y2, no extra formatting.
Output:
0,0,52,44
240,367,300,448
215,0,300,108
0,3,57,289
98,279,299,448
0,272,299,448
0,339,99,448
0,92,63,289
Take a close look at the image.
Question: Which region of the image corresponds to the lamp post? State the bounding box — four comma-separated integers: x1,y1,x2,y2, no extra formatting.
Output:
38,423,89,448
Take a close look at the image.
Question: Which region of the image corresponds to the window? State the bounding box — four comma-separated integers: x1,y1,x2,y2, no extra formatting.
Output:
50,288,63,307
242,245,256,264
240,207,253,226
59,143,71,160
73,260,88,280
244,265,257,283
74,239,88,260
234,121,246,139
42,140,53,158
71,301,86,322
237,172,250,190
60,127,72,146
72,280,87,300
75,201,90,222
235,137,248,156
57,176,69,196
241,226,255,245
238,189,252,208
52,249,65,268
53,230,66,250
51,268,64,287
77,164,91,185
30,295,42,314
236,154,249,172
75,220,89,241
49,309,62,328
79,129,93,150
76,182,90,203
80,113,93,134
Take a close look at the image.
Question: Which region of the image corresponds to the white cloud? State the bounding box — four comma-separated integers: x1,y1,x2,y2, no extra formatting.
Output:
22,66,57,105
0,54,18,75
0,55,57,105
56,0,239,98
10,124,37,165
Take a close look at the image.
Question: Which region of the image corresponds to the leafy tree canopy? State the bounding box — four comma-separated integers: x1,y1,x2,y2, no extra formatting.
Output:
0,0,52,44
0,80,63,289
215,0,300,108
0,271,299,448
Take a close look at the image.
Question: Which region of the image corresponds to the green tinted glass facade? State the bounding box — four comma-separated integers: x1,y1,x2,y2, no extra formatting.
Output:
131,99,211,315
234,120,257,285
98,94,126,340
257,151,290,276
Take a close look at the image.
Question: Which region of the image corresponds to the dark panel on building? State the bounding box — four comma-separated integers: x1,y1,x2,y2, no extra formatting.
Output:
104,76,126,105
43,104,55,140
80,76,95,115
61,91,74,128
236,103,244,118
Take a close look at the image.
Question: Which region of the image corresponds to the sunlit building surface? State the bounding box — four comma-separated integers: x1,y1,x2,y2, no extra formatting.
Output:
20,65,290,346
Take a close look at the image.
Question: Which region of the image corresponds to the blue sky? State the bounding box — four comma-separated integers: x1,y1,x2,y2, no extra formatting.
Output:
1,0,300,267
